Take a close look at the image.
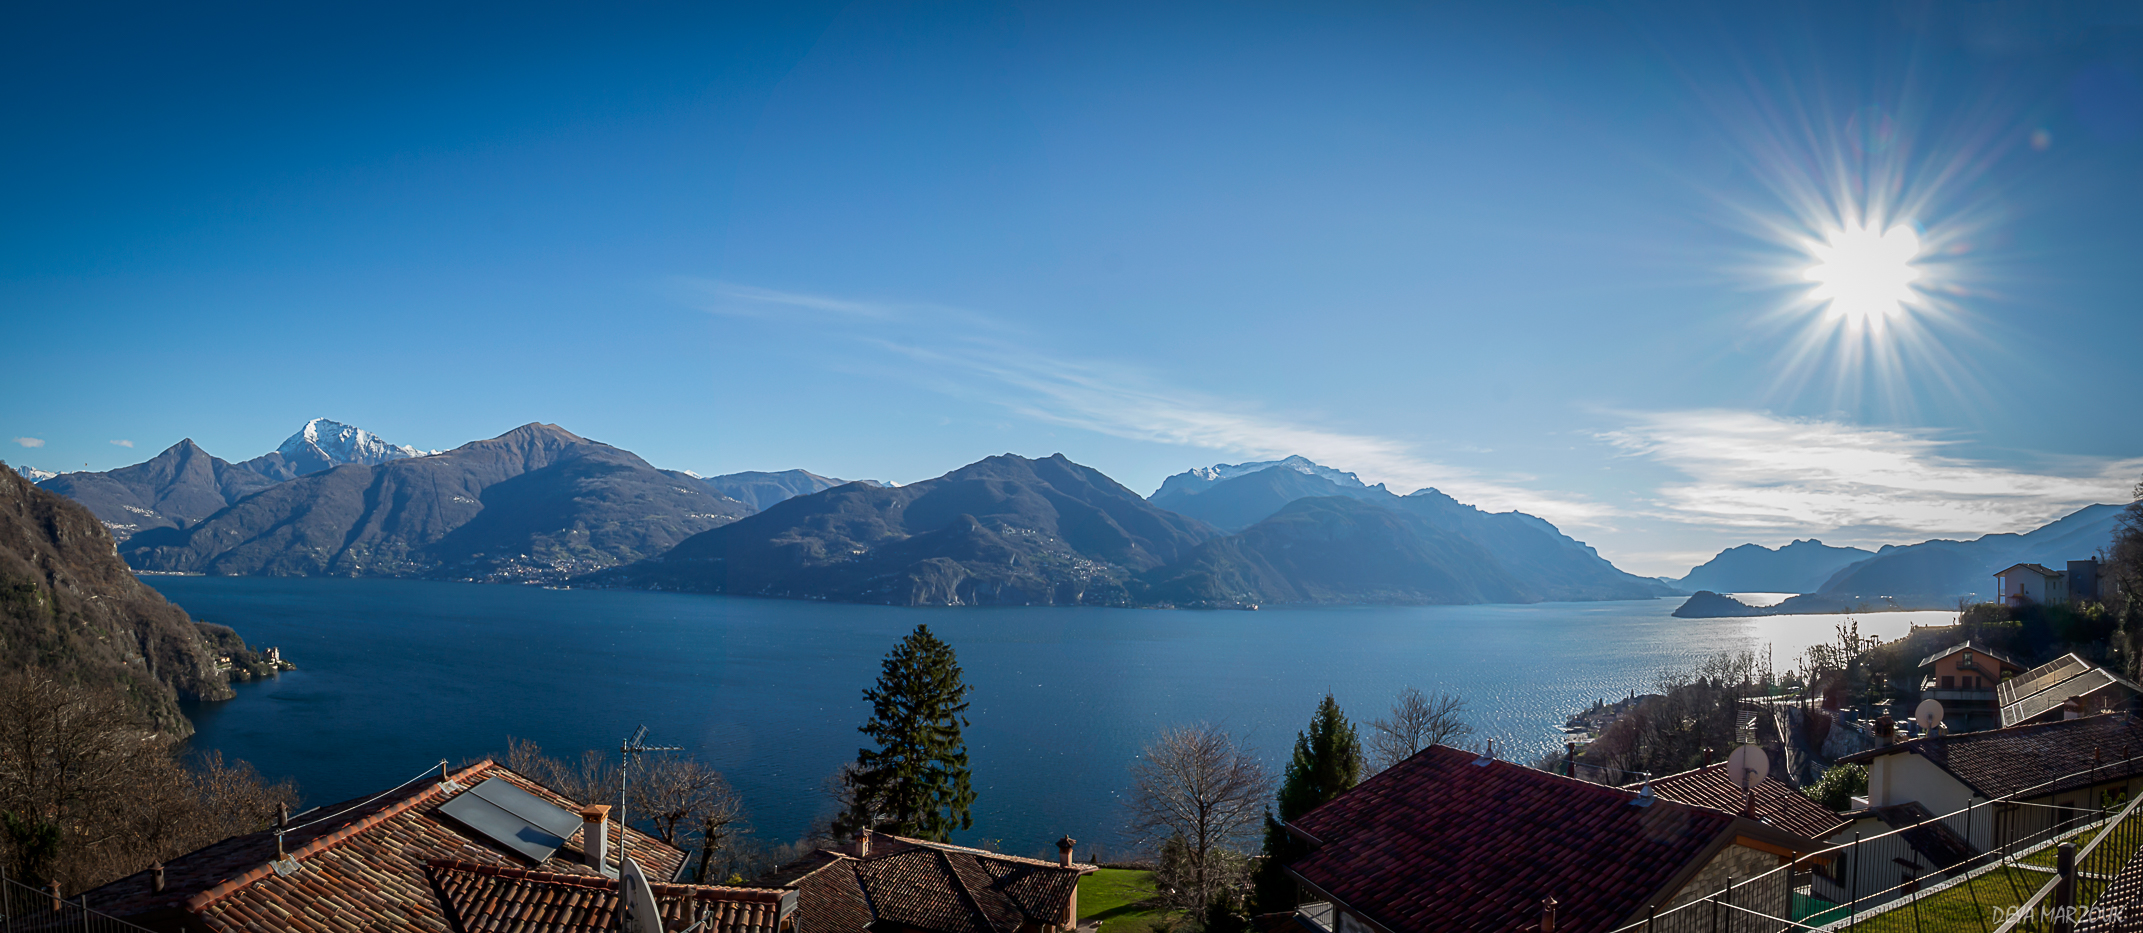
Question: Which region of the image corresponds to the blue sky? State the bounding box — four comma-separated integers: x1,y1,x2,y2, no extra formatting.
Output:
4,1,2140,575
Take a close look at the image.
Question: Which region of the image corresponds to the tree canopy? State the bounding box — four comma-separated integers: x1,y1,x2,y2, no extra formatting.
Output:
836,625,975,841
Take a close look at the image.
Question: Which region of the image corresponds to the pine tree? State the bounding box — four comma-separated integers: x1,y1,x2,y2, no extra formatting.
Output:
834,625,975,842
1255,694,1362,913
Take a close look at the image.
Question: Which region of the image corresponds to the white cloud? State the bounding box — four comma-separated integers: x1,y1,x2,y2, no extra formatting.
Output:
869,335,1615,524
12,437,43,448
671,278,901,320
1603,409,2141,543
684,280,1613,524
109,439,133,448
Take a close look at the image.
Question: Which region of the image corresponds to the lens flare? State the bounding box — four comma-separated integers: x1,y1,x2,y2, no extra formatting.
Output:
1802,224,1923,327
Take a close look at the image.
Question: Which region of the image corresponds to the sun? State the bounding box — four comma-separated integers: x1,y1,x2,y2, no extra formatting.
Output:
1802,224,1923,326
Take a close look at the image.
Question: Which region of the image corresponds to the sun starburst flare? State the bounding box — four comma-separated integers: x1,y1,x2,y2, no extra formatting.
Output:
1802,223,1923,328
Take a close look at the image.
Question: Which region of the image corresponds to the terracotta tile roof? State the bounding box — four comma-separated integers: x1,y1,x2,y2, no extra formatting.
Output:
1643,764,1849,840
1283,746,1782,933
428,859,792,933
779,832,1090,933
1916,640,2023,672
82,760,693,933
1837,714,2143,800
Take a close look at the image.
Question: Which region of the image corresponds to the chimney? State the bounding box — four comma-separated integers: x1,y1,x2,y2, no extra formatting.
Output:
580,805,611,870
854,831,871,859
2066,696,2086,721
1057,836,1077,868
1565,741,1576,778
152,863,165,894
1702,748,1713,769
1541,896,1558,933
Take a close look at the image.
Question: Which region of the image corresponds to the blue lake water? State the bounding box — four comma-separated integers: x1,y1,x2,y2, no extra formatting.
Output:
147,576,1951,861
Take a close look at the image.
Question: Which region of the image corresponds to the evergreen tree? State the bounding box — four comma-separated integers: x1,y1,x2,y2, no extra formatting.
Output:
1255,694,1362,913
834,625,975,841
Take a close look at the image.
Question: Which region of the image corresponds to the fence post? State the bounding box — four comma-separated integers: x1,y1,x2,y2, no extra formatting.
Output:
1848,831,1861,930
2055,843,2076,933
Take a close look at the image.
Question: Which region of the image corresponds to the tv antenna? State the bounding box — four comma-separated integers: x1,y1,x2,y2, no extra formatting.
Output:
613,726,683,873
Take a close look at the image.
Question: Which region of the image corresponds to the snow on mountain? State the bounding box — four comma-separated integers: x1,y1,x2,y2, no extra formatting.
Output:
1153,454,1368,500
13,464,57,482
282,418,424,464
239,419,431,480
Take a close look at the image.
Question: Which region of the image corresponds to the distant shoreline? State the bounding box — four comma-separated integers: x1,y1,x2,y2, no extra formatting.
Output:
1672,590,1961,618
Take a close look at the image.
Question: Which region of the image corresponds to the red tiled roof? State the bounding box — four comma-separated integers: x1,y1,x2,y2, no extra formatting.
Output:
1284,747,1746,933
429,859,791,933
84,760,693,932
1917,640,2023,672
1837,713,2143,800
1644,764,1848,840
781,831,1089,933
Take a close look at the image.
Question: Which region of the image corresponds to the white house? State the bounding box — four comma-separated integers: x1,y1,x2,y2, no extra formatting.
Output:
1995,563,2068,606
1836,713,2143,853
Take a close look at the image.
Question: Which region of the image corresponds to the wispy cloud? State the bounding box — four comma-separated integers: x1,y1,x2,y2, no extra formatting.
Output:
681,280,1611,523
109,439,133,448
670,278,902,320
1603,409,2141,543
12,437,42,448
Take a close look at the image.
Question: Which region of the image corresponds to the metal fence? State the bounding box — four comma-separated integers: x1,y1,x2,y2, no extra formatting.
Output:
0,871,157,933
1601,756,2143,933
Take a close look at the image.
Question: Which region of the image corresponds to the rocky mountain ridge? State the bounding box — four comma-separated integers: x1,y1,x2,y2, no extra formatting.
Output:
0,464,242,735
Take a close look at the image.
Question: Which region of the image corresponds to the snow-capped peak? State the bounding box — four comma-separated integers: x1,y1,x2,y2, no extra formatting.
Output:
277,418,425,466
1191,455,1367,488
13,464,57,482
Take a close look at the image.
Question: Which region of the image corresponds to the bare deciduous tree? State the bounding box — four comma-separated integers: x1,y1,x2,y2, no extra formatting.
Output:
1126,724,1271,911
507,738,747,883
1366,687,1472,773
0,672,295,893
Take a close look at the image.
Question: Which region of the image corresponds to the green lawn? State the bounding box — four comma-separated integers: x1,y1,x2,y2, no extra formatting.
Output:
1079,869,1183,933
1836,866,2056,933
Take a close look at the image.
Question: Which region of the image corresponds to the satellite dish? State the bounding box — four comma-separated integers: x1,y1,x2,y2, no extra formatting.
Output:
619,857,665,933
1726,744,1768,790
1915,699,1944,732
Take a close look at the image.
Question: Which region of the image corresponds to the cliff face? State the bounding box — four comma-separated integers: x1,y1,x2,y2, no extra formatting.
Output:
0,463,231,735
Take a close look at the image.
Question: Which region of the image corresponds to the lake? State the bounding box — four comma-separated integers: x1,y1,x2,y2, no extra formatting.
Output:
148,576,1951,861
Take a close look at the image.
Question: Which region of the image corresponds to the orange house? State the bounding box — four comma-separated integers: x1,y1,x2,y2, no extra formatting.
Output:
1919,641,2026,732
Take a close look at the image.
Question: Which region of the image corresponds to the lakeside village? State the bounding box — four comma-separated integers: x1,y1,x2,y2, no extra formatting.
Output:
10,561,2143,933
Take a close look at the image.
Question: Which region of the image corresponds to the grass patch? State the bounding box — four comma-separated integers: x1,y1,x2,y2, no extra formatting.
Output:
1839,866,2054,933
1080,869,1182,933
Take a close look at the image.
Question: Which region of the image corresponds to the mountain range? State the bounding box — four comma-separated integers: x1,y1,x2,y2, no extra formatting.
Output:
36,439,281,541
30,422,1722,607
594,453,1215,604
1814,503,2126,598
1673,539,1874,594
118,424,753,582
696,469,873,511
1668,503,2129,617
1137,462,1674,605
594,454,1674,607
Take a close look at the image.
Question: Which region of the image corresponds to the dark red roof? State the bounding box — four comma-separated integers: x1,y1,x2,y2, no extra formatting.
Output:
429,859,791,933
1645,764,1848,840
782,831,1090,933
82,760,747,933
1837,713,2143,800
1285,746,1742,933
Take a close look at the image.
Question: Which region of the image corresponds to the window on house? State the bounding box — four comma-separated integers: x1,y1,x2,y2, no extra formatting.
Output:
1941,676,1955,689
